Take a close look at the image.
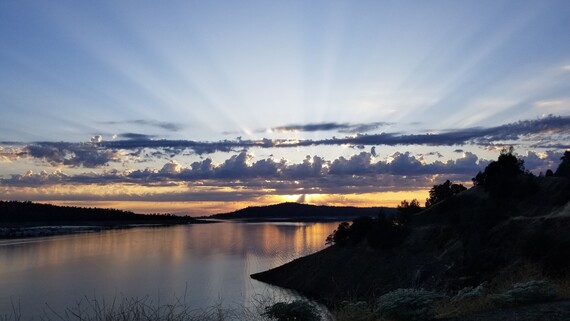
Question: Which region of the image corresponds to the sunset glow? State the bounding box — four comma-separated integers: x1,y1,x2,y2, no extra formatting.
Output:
1,1,569,215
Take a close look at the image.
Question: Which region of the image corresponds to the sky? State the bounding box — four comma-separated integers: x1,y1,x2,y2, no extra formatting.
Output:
1,0,569,215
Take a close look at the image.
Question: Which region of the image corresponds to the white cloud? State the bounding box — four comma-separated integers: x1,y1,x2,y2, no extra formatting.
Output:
91,135,103,143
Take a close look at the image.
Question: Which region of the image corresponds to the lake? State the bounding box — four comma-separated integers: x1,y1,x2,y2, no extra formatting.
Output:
0,222,338,319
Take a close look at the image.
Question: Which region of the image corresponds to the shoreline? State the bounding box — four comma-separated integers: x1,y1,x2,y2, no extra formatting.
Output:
0,219,214,239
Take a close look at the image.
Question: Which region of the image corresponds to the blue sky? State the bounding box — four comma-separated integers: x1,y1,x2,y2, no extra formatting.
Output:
1,0,569,215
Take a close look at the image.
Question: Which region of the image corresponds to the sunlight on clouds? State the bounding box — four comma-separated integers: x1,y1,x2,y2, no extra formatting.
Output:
278,191,430,209
535,99,570,114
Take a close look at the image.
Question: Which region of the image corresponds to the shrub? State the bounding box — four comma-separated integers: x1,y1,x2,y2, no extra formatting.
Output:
450,282,488,303
375,288,444,321
437,283,496,319
490,280,558,306
333,301,376,321
326,215,406,249
262,300,321,321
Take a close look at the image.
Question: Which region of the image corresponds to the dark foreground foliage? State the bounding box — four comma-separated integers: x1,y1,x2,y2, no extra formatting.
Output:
263,301,321,321
425,180,467,208
326,212,407,249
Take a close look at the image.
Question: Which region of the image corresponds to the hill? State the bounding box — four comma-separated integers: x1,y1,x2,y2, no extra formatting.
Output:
210,202,395,222
0,201,199,238
252,171,570,319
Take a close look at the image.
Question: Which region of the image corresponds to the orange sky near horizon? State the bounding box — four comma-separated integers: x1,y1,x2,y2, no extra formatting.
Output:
45,189,430,216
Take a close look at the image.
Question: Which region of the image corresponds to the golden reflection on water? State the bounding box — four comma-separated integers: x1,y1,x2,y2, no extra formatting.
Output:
0,223,335,271
0,222,341,316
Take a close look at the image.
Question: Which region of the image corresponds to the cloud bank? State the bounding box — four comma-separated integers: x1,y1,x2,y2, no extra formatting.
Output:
1,115,568,169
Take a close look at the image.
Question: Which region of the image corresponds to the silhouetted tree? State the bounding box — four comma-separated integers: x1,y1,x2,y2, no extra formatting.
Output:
326,214,407,249
545,169,554,177
555,151,570,178
396,199,422,224
326,222,350,245
472,147,526,197
425,180,467,208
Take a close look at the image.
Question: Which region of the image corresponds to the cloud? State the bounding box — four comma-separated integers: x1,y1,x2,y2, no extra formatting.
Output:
100,119,182,132
519,151,561,173
3,149,565,203
262,121,393,134
2,169,69,186
1,151,490,189
96,115,568,154
119,133,156,140
371,146,377,157
5,115,570,168
24,142,122,167
0,146,26,162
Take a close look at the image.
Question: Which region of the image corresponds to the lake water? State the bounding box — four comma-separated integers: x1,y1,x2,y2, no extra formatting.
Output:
0,222,338,319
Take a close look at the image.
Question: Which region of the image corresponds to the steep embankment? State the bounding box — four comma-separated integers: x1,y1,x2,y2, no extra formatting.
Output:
252,176,570,302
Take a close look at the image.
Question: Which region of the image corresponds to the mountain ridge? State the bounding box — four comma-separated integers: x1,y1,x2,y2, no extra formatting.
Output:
210,202,396,222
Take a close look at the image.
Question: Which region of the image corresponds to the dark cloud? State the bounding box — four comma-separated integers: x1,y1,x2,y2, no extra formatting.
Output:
371,146,377,157
119,133,155,140
1,151,489,189
100,119,182,132
5,115,570,168
23,142,121,167
263,121,393,134
519,151,561,174
4,149,565,202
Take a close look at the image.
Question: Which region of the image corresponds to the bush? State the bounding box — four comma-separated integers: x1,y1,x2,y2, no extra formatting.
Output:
375,288,444,321
450,282,488,303
326,214,407,249
490,280,558,306
333,301,376,321
262,300,321,321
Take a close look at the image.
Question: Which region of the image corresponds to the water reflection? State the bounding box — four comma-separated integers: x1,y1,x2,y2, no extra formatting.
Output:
0,222,337,317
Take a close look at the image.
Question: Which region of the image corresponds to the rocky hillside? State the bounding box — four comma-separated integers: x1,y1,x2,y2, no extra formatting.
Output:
252,157,570,303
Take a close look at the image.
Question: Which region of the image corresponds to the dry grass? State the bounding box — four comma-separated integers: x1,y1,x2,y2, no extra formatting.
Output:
332,301,379,321
550,277,570,299
2,292,308,321
435,296,499,319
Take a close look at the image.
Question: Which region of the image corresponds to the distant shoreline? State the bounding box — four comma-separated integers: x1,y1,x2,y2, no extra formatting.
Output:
0,200,218,239
0,219,213,239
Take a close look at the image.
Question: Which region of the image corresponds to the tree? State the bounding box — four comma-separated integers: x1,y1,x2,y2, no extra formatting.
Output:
396,199,422,224
472,147,526,188
425,180,467,208
554,151,570,178
326,222,350,245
